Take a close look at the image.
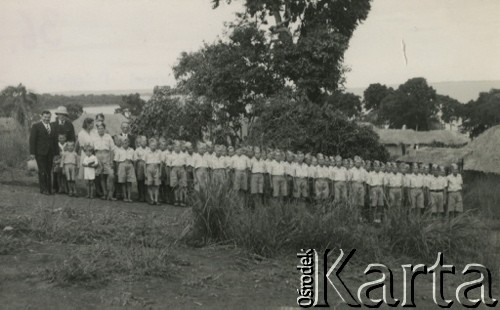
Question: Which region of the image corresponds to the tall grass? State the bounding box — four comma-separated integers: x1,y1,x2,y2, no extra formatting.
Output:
0,125,29,169
188,181,494,266
463,171,500,220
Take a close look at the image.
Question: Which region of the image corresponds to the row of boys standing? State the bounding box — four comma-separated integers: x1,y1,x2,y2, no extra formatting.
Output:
124,137,464,221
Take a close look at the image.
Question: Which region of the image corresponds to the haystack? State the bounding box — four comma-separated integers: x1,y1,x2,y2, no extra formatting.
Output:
464,125,500,174
72,113,128,136
0,117,20,132
398,147,470,166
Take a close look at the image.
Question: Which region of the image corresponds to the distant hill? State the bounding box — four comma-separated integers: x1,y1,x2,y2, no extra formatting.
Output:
50,89,153,98
45,80,500,104
347,80,500,103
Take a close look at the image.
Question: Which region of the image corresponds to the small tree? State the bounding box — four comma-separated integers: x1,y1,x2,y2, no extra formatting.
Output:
116,93,146,116
378,78,439,130
64,103,84,121
0,84,37,128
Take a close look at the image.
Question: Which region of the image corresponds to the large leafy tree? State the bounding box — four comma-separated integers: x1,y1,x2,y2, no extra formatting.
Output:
211,0,372,101
460,89,500,138
378,78,439,130
0,84,37,127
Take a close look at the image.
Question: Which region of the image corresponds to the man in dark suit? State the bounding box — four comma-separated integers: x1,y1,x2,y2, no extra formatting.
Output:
114,121,135,149
51,106,76,142
30,110,58,194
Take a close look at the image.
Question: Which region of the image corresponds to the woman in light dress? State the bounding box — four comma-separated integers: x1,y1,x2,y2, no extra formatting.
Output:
77,118,95,180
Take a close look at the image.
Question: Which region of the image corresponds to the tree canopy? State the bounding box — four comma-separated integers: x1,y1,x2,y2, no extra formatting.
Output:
366,78,440,131
460,89,500,138
248,93,388,160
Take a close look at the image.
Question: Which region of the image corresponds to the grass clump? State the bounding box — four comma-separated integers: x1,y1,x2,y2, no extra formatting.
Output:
44,242,176,288
188,181,494,266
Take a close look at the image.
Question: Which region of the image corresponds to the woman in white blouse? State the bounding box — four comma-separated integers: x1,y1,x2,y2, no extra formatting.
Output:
77,118,95,180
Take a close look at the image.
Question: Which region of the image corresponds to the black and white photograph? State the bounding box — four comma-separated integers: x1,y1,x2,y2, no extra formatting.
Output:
0,0,499,308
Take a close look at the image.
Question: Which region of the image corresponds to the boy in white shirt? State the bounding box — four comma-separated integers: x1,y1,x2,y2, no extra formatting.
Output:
368,161,385,223
114,138,136,202
270,151,287,200
293,153,309,201
169,143,188,206
447,164,463,217
231,148,250,193
333,156,348,204
386,163,404,208
408,163,425,214
428,164,447,216
307,156,318,201
315,157,330,201
250,151,266,204
145,138,162,205
193,144,211,191
210,145,227,186
284,151,296,200
134,136,149,202
350,156,367,211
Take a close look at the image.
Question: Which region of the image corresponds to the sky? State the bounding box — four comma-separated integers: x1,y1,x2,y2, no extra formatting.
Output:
1,0,499,93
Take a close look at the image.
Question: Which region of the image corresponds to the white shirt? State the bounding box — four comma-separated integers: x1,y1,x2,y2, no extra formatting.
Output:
307,165,318,178
145,149,162,165
269,160,285,176
387,173,404,187
77,130,93,152
134,146,150,161
447,174,463,192
316,166,330,179
250,158,266,173
185,153,195,167
350,167,367,183
114,147,135,162
231,155,250,171
193,153,211,169
408,173,425,188
429,176,448,191
332,166,348,182
211,156,227,169
284,162,296,177
169,151,187,167
295,163,309,178
368,171,385,186
92,133,115,151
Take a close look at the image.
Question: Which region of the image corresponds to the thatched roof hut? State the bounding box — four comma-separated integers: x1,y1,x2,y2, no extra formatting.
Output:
397,147,470,166
72,113,128,136
464,125,500,174
374,128,469,146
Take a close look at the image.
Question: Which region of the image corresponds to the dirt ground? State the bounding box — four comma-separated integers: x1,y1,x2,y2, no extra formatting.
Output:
0,169,497,309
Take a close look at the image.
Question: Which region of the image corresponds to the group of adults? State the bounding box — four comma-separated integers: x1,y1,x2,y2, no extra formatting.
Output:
29,107,133,195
